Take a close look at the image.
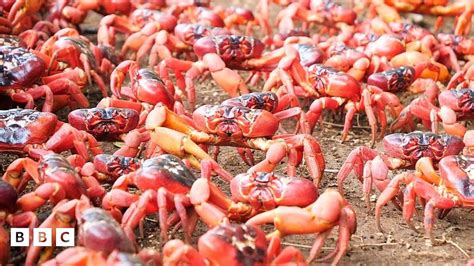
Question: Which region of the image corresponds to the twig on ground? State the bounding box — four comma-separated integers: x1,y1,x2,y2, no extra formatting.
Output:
322,121,372,130
282,242,332,250
446,239,471,258
282,242,400,249
324,169,339,173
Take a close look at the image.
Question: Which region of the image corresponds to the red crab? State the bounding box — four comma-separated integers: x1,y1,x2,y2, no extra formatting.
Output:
162,223,307,265
365,0,473,36
136,23,231,66
136,92,325,187
436,33,474,72
376,154,474,245
0,180,39,265
68,107,140,140
159,35,318,107
39,28,115,98
0,109,102,160
447,60,474,90
275,1,356,37
110,60,182,109
46,0,132,28
337,132,465,210
190,171,319,225
83,154,141,183
42,248,160,266
392,88,473,138
247,188,357,265
0,45,89,112
2,153,105,211
24,196,92,265
2,0,46,34
101,154,233,243
98,8,177,57
266,61,403,146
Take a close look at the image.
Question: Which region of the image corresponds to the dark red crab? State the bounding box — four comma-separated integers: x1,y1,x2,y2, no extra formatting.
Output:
337,131,465,210
162,223,306,265
101,154,232,243
68,108,140,140
0,45,89,111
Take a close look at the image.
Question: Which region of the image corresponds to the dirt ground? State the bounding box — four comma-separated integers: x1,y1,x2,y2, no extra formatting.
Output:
4,0,474,265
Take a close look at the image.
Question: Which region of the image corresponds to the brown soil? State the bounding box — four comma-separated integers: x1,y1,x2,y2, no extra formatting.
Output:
4,0,474,265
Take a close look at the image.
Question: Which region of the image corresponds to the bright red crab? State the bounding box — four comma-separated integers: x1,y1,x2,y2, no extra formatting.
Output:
337,132,465,210
436,33,474,69
447,60,474,90
136,23,231,66
246,188,357,265
68,107,140,140
190,171,319,226
265,60,403,146
133,92,325,187
45,0,132,28
0,45,89,112
39,28,116,98
24,196,91,265
159,35,317,107
162,223,307,265
392,88,473,138
2,153,105,211
101,154,232,243
2,0,46,34
364,0,474,36
98,8,177,57
275,0,356,37
110,60,182,109
376,155,474,245
0,109,102,161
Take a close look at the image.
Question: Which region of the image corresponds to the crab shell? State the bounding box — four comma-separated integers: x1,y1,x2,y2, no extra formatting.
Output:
230,172,318,211
364,34,405,59
68,108,139,139
52,37,100,70
383,132,465,164
78,208,135,254
174,23,230,47
93,154,141,179
0,46,46,87
438,89,473,117
192,105,279,139
0,109,57,151
129,8,177,31
307,64,362,100
39,154,88,198
198,223,268,266
367,66,415,92
129,154,196,194
294,43,324,67
193,35,265,67
437,33,474,55
439,155,474,203
221,92,278,112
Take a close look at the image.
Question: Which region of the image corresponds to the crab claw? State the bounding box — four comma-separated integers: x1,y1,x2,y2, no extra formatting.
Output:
247,189,356,265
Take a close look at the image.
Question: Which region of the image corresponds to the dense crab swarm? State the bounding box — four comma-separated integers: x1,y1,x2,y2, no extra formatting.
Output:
0,0,473,265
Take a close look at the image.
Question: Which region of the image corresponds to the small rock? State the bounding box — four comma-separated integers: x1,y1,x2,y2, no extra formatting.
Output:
370,194,377,202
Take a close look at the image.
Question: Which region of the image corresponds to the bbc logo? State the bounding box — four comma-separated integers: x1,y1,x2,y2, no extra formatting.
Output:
10,228,75,247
